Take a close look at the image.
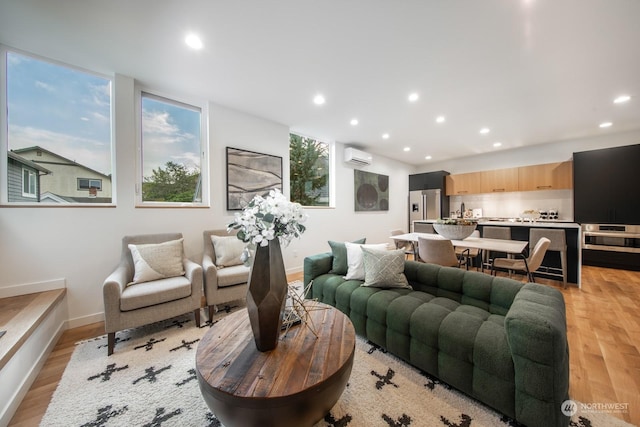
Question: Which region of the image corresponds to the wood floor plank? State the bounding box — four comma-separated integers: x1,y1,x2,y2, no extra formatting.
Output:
7,268,640,426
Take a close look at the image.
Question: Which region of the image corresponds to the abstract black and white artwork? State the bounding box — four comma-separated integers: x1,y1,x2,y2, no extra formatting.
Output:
226,147,283,210
354,170,389,211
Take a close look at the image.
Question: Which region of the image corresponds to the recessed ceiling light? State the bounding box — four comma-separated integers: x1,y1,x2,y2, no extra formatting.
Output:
480,127,490,135
599,122,613,128
403,147,411,152
185,33,203,50
493,142,502,148
436,116,446,123
313,94,325,105
408,93,419,102
614,95,631,104
382,133,390,139
425,155,432,160
350,118,359,126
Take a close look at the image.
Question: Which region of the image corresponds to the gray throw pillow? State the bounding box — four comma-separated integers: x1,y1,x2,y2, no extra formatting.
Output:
328,238,366,275
361,247,411,289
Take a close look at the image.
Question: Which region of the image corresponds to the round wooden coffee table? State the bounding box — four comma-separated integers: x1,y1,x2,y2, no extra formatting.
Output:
195,302,355,427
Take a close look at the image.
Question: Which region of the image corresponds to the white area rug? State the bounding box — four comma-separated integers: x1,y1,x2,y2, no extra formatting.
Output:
41,306,633,427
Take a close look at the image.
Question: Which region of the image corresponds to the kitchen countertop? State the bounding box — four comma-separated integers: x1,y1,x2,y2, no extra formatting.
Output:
414,219,580,229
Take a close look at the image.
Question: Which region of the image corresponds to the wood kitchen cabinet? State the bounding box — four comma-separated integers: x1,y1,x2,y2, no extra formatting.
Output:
445,172,482,195
518,161,573,191
480,167,519,193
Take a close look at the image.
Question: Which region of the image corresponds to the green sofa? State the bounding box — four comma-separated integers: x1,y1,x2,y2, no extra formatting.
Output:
304,252,570,427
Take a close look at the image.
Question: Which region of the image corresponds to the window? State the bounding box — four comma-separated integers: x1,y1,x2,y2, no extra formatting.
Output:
78,178,102,191
22,167,36,198
289,133,331,207
139,92,205,205
2,47,113,204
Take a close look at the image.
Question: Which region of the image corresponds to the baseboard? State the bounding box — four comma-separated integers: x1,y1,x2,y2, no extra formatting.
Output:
0,278,66,299
66,312,105,330
286,265,303,275
0,299,66,427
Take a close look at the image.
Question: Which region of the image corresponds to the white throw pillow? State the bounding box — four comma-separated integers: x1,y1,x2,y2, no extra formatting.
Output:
361,247,411,289
128,238,185,285
211,235,245,267
344,242,389,281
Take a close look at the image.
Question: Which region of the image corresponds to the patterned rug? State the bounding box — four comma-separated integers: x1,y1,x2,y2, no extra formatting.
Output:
40,305,632,427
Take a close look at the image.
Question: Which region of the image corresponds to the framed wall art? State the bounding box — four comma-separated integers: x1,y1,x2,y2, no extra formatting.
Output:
354,170,389,211
226,147,283,210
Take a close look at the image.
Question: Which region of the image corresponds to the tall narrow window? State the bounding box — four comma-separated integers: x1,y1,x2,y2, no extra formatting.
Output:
4,49,113,204
140,92,204,204
289,133,330,207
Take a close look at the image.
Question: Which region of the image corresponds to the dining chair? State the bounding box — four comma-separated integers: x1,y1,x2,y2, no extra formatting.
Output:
417,237,466,268
480,226,512,271
390,229,414,259
529,228,568,288
491,237,551,283
454,230,480,270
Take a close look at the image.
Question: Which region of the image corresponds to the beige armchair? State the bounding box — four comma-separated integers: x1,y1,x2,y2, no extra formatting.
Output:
103,233,202,355
202,230,250,321
491,237,551,283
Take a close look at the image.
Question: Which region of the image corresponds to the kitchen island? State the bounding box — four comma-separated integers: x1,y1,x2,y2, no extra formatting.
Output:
413,220,582,286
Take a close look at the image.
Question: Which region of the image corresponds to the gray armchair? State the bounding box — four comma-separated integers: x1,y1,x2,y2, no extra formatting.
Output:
202,230,250,321
103,233,202,355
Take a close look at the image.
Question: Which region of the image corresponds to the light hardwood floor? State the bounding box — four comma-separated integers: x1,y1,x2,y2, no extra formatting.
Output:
8,266,640,426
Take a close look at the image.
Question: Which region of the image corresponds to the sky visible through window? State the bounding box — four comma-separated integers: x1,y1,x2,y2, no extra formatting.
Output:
7,51,112,175
141,95,201,179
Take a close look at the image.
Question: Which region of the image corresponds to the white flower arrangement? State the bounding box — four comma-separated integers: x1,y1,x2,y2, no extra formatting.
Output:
228,189,308,260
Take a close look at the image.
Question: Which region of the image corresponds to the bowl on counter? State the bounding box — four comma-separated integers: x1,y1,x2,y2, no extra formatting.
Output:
433,221,477,240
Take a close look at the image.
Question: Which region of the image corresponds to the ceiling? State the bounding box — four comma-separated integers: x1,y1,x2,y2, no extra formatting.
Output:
1,0,639,165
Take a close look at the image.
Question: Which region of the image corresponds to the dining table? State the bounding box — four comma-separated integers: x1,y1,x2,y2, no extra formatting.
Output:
390,232,529,268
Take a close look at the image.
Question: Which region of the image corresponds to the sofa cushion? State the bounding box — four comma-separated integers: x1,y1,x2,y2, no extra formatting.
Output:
328,238,366,275
128,238,185,285
216,264,250,288
344,242,388,280
211,235,245,267
361,247,411,289
120,275,192,311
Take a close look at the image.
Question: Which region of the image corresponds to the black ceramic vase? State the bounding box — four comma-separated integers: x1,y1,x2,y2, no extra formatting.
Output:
246,238,288,351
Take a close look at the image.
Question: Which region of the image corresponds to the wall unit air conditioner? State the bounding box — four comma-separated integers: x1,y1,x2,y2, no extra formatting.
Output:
344,147,372,166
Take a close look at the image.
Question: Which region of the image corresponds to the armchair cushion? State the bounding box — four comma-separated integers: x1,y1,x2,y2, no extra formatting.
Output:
211,235,245,267
120,275,192,311
128,238,185,285
217,264,251,288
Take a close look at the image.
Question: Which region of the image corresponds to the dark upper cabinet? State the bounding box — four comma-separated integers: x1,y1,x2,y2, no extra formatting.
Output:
573,144,640,224
409,170,449,191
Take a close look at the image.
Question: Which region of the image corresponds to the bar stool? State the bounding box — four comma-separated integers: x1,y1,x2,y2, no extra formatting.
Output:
529,228,567,288
481,226,512,271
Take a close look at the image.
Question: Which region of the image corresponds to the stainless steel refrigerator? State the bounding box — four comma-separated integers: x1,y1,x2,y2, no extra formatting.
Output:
409,189,442,231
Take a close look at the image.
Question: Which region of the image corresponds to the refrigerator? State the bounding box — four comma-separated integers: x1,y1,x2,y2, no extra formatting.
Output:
409,189,442,231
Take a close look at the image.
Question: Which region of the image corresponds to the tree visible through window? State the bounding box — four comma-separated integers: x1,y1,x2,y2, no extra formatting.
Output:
289,133,329,207
140,93,203,203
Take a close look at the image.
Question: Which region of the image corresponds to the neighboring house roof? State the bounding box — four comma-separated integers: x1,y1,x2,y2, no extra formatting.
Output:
40,191,112,204
8,151,52,174
12,146,110,179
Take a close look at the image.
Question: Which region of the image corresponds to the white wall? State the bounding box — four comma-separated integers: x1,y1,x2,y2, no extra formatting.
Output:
0,73,412,327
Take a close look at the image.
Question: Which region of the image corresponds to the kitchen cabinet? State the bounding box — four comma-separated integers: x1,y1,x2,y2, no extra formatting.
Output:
409,170,449,191
445,172,482,195
480,167,519,193
574,144,640,224
518,161,572,191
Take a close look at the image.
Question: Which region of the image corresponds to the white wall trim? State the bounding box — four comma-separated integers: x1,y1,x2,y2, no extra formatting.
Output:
0,279,66,299
66,312,105,330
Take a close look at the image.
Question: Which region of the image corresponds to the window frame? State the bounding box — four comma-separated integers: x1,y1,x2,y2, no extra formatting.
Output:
21,167,37,198
135,88,209,207
289,132,334,208
77,178,102,191
0,44,116,206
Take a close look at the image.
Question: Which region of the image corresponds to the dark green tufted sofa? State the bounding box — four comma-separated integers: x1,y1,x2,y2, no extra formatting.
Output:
304,252,570,427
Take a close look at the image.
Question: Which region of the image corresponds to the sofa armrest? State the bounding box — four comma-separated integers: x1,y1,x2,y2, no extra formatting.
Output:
505,283,570,427
303,252,333,286
183,258,203,301
103,262,130,332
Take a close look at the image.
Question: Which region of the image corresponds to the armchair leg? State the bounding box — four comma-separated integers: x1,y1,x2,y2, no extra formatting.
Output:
108,332,115,356
208,305,215,322
194,309,201,328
